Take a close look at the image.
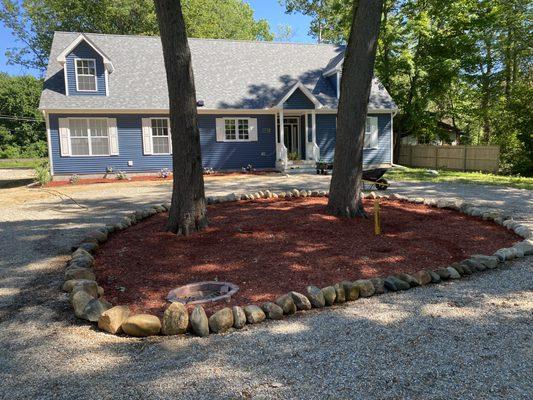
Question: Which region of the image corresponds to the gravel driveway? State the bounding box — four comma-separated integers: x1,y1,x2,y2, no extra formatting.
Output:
1,174,531,399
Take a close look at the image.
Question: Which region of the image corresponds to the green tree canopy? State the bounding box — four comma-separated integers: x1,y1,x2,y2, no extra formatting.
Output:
0,0,273,73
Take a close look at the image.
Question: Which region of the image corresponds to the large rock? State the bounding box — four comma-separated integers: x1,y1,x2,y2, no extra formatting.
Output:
62,279,94,293
334,283,346,303
65,267,95,281
243,305,266,324
77,242,98,253
209,307,234,333
290,291,312,311
161,302,189,335
84,230,108,244
470,254,499,269
321,286,337,306
67,256,94,270
98,305,131,334
190,305,209,337
413,270,432,285
232,306,247,329
446,266,461,279
513,241,533,256
71,290,95,318
72,247,94,261
80,298,111,322
435,268,451,280
462,258,486,271
354,279,375,297
306,286,326,308
370,278,385,294
342,281,360,301
427,270,441,283
261,302,284,320
384,276,410,291
71,280,99,298
396,273,420,287
122,314,161,337
275,294,297,315
452,263,466,276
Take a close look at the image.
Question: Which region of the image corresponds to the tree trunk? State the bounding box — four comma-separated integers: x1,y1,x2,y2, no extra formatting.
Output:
154,0,208,235
326,0,384,217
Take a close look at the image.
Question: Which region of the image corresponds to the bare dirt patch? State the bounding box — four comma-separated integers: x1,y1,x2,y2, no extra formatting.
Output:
94,198,519,316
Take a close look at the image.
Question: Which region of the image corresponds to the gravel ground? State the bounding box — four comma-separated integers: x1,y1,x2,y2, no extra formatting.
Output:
0,174,532,399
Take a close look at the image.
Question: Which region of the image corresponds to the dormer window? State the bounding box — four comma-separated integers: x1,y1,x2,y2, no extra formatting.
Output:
75,59,97,91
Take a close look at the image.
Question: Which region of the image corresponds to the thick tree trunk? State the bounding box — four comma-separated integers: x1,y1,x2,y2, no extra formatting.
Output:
326,0,384,217
154,0,208,235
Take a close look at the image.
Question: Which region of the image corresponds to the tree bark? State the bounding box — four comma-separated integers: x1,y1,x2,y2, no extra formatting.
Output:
154,0,208,235
326,0,384,217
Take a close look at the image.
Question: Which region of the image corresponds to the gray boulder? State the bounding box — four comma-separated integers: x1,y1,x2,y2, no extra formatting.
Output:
427,270,441,283
384,276,410,291
334,283,346,303
370,278,385,294
396,273,420,287
162,302,189,335
290,291,312,311
435,268,451,280
342,281,360,301
275,294,297,315
470,255,499,269
190,305,209,337
446,267,461,279
71,290,95,318
306,286,326,308
261,302,284,320
65,267,95,281
71,280,99,298
232,306,247,329
513,240,533,256
321,286,337,306
81,298,111,322
354,279,375,297
413,270,432,285
243,305,266,324
209,307,234,333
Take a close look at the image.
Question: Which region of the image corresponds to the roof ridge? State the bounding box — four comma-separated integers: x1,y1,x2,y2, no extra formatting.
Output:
54,31,345,48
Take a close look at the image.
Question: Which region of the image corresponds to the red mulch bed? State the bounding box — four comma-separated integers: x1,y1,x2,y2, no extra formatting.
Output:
94,198,519,316
43,171,278,188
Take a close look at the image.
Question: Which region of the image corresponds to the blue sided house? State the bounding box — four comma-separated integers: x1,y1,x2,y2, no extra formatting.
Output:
39,32,397,179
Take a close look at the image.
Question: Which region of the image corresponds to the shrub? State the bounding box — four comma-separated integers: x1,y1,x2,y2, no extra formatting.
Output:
115,171,129,180
34,160,51,185
69,174,80,184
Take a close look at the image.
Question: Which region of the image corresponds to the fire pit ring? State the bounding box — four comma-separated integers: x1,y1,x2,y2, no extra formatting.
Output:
166,281,239,305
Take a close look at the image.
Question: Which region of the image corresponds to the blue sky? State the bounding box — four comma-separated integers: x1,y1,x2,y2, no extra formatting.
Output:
0,0,313,77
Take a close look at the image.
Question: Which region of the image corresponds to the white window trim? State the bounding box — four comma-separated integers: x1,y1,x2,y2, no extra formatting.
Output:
74,58,98,92
68,117,111,157
149,117,172,155
222,117,254,142
364,116,379,150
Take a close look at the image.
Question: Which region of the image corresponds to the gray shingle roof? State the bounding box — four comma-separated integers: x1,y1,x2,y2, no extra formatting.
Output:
40,31,396,111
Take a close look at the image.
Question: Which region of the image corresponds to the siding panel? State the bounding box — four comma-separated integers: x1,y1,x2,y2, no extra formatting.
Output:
283,88,315,109
66,41,107,96
316,114,392,166
49,114,276,175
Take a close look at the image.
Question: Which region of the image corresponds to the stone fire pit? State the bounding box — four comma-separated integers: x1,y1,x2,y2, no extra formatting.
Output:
166,281,239,305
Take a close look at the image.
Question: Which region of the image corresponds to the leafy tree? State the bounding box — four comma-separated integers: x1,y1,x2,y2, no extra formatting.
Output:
0,73,45,158
154,0,208,235
327,0,384,217
0,0,273,73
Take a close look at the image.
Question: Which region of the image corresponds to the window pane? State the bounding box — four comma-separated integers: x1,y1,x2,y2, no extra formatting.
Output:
151,118,169,136
78,75,96,91
238,119,249,140
91,137,110,155
71,138,90,155
70,119,88,137
225,119,236,140
89,119,108,137
365,117,371,133
153,136,170,154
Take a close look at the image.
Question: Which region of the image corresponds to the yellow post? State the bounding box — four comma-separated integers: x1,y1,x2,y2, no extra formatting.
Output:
374,198,381,235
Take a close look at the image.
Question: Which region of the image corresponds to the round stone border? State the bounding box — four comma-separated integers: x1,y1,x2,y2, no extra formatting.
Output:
62,189,533,338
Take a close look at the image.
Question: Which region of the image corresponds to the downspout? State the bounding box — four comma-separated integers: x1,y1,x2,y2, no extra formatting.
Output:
42,110,54,177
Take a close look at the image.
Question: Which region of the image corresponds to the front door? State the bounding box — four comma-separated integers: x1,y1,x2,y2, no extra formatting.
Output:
282,117,299,157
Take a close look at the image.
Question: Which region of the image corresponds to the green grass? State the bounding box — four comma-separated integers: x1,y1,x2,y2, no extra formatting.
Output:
385,167,533,190
0,158,46,169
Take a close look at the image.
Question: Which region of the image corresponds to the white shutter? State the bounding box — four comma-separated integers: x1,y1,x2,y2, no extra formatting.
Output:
58,118,70,156
248,118,258,141
142,118,153,155
107,118,119,155
371,117,379,148
215,118,225,142
167,118,172,153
